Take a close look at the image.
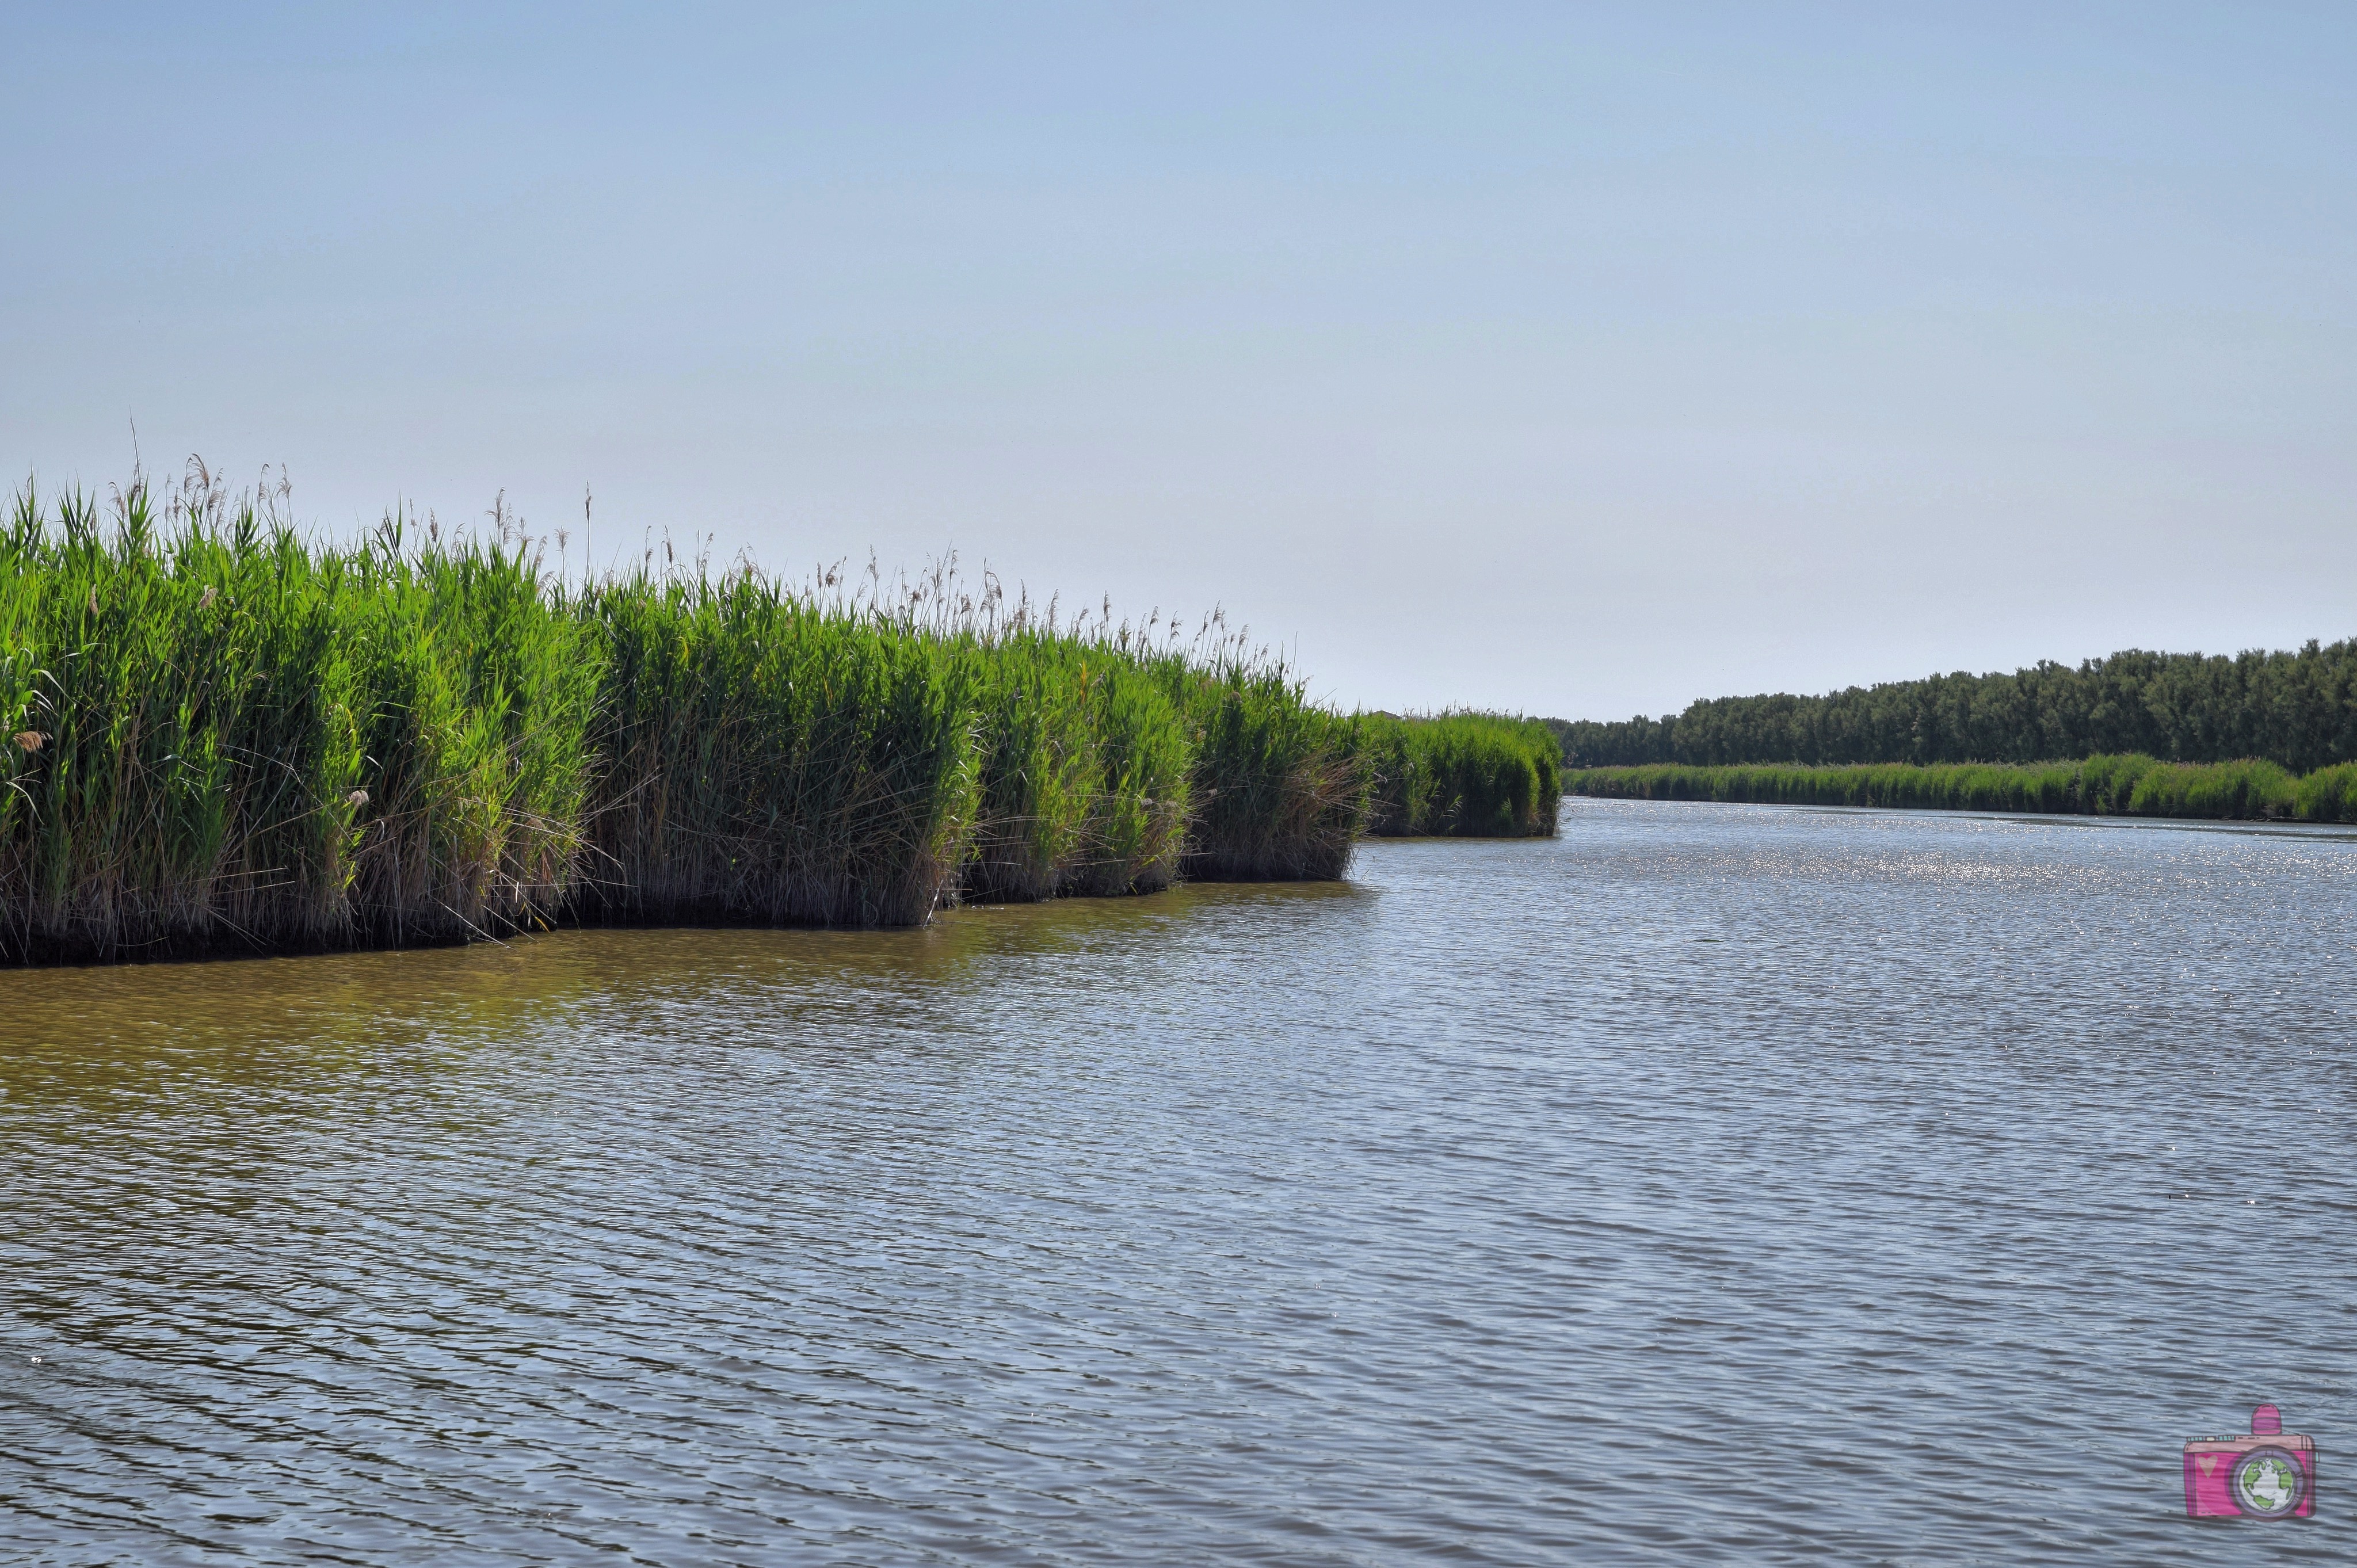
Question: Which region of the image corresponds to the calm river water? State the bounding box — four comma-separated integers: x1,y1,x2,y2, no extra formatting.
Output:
4,799,2354,1565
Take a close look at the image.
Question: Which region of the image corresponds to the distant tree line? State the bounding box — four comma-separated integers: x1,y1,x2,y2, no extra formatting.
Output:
1549,641,2357,773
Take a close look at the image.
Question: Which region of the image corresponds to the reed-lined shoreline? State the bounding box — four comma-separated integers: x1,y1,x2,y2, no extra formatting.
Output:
0,472,1558,965
1564,754,2357,823
1365,713,1562,838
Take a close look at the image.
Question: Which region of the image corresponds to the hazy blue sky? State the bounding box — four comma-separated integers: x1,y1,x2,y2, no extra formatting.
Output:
6,3,2353,719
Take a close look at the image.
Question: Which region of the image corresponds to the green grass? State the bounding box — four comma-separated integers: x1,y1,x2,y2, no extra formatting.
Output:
581,568,985,928
1166,658,1372,880
1363,713,1562,837
0,474,600,962
7,473,1544,963
1563,755,2357,824
1063,646,1192,896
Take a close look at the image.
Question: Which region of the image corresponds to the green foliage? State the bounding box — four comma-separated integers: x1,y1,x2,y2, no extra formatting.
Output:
0,471,1455,962
1553,643,2357,772
1065,650,1192,896
1363,713,1562,837
1563,754,2357,823
1164,659,1371,880
0,471,598,961
348,524,603,945
583,571,985,928
961,632,1098,902
2293,762,2357,823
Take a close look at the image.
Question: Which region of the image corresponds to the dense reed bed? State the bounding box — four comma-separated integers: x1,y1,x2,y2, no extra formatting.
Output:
1175,662,1371,879
581,570,983,929
1362,714,1562,837
0,480,600,963
1565,756,2357,824
2,471,1546,964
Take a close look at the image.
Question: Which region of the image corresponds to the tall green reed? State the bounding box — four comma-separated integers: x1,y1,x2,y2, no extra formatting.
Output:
1363,713,1562,837
962,631,1096,902
1163,656,1370,880
958,621,1195,900
349,513,601,944
1067,650,1191,895
582,568,984,928
0,469,1543,964
0,468,597,961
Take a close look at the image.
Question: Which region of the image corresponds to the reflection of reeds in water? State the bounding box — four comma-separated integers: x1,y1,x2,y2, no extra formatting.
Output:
1,468,1506,964
1563,754,2357,823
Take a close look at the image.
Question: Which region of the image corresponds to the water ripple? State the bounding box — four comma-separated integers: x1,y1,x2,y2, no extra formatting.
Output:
3,801,2354,1562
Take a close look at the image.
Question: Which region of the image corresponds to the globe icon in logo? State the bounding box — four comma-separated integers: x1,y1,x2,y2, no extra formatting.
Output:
2230,1448,2305,1519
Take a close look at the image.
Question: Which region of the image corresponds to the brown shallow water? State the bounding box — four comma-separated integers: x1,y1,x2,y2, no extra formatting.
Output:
3,800,2355,1563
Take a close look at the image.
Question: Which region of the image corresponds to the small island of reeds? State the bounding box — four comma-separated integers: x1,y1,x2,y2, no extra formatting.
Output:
0,471,1562,964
